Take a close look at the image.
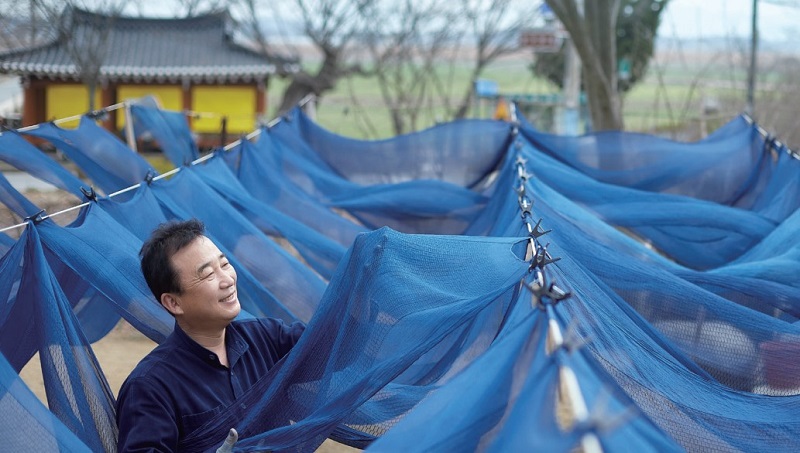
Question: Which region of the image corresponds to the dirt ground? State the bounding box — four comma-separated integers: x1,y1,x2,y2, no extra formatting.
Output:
5,189,358,452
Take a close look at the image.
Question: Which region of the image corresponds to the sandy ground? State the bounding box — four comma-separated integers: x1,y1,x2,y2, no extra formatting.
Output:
4,188,359,452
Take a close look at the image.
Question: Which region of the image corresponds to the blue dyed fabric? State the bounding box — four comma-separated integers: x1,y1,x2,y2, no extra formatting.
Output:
129,104,200,167
0,130,85,198
23,118,155,194
0,105,799,453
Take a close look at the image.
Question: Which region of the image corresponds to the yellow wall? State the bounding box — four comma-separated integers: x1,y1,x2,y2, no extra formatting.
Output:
45,84,102,129
116,85,183,130
192,86,256,134
44,83,259,135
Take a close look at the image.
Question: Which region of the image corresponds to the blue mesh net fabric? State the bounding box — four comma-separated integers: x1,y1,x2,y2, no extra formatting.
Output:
129,104,200,167
23,118,155,194
0,105,799,452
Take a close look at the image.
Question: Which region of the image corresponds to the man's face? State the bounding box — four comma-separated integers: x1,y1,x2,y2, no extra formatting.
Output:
165,236,240,329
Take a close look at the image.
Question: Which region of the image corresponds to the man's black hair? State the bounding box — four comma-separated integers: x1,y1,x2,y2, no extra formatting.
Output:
140,219,206,303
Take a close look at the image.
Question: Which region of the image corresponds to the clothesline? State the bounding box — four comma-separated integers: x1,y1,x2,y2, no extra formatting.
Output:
741,113,800,160
0,94,316,233
0,126,261,234
15,102,128,132
511,139,602,452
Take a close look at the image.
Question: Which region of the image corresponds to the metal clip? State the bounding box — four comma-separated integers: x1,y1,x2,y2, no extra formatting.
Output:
525,220,534,235
80,186,97,202
85,109,108,121
577,390,638,435
561,322,592,355
532,243,561,269
24,209,47,225
527,269,546,309
144,170,157,185
516,182,526,199
544,280,571,303
530,218,552,239
519,197,532,218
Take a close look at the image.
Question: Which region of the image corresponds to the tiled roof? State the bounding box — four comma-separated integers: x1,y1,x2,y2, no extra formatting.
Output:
0,8,299,83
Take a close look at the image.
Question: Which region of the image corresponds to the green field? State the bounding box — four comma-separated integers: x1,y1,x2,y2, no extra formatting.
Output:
266,53,759,141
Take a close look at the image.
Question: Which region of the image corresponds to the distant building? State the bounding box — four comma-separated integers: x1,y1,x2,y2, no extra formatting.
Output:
0,7,298,146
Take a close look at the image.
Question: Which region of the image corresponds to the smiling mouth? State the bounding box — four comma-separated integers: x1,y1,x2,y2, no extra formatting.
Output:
220,292,237,304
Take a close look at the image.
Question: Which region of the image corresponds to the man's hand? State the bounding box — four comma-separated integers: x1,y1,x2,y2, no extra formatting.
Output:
215,428,238,453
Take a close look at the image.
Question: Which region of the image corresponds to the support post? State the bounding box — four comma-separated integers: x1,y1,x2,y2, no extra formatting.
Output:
124,102,138,153
746,0,758,116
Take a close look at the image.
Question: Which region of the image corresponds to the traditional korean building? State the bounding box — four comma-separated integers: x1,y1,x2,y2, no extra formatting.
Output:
0,7,297,146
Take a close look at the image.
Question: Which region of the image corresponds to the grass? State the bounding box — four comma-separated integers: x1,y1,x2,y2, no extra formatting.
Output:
264,53,765,140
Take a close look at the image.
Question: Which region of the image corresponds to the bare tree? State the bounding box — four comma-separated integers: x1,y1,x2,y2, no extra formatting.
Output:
546,0,623,131
226,0,530,126
0,0,54,50
451,0,535,119
34,1,126,111
268,0,372,114
234,0,272,56
360,0,460,135
172,0,229,17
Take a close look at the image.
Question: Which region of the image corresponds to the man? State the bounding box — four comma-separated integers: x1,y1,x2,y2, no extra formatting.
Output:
116,219,305,452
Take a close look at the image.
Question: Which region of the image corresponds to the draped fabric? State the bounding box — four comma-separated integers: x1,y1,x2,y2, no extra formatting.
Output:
247,128,489,235
270,107,511,187
0,130,86,199
1,225,117,452
0,351,91,452
225,137,367,247
193,154,347,280
22,118,155,195
129,104,200,167
518,114,770,204
0,104,799,452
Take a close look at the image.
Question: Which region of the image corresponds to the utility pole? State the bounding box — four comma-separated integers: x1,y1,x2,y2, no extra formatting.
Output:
746,0,758,116
558,0,582,135
562,37,581,135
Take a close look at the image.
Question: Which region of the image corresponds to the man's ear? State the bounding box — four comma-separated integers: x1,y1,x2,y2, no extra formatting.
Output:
161,293,183,316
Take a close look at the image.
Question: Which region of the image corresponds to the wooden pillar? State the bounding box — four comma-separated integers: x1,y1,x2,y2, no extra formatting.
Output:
256,79,266,120
101,83,116,132
21,78,45,127
182,77,192,129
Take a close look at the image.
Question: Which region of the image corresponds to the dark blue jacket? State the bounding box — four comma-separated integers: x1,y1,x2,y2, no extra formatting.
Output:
116,318,304,452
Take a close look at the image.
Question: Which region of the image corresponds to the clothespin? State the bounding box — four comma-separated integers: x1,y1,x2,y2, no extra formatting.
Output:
526,272,571,309
85,109,108,121
544,280,571,302
575,389,638,435
519,197,533,218
530,218,552,239
24,209,47,225
516,182,526,199
80,186,97,202
561,322,592,354
144,170,157,185
532,243,560,269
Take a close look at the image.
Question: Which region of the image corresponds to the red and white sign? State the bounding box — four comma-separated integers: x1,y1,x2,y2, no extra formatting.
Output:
519,28,564,53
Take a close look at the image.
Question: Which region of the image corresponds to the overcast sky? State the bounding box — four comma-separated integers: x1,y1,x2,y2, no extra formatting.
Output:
126,0,800,43
661,0,799,42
